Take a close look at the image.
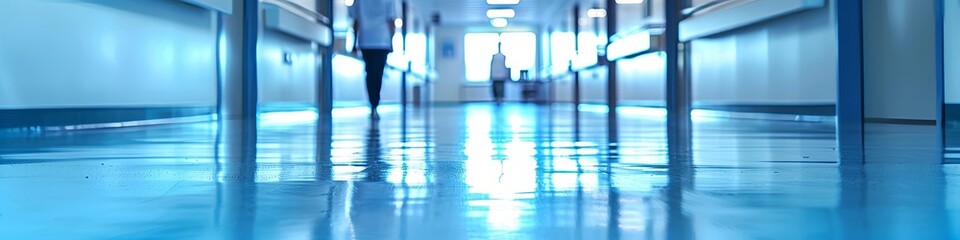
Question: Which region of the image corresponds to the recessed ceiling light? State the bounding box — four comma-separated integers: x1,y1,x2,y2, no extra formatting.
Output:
615,0,643,4
344,0,354,7
490,18,509,28
587,8,607,18
486,9,516,18
487,0,520,5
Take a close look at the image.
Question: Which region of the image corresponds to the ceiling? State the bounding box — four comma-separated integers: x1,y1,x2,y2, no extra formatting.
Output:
407,0,580,26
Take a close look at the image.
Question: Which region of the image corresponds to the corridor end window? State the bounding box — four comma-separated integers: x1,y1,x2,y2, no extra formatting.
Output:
464,32,537,82
550,32,575,75
464,33,500,82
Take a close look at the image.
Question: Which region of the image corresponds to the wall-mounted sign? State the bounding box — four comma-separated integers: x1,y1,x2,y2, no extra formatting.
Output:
441,41,455,59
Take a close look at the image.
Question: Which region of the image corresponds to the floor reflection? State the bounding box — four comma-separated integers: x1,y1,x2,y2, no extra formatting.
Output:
0,103,957,239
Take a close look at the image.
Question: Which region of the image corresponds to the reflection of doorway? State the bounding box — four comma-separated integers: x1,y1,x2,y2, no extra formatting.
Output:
463,32,537,82
944,0,959,160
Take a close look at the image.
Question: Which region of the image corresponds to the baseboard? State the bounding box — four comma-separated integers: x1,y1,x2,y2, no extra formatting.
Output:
864,118,937,126
693,104,835,116
0,106,215,130
426,101,835,117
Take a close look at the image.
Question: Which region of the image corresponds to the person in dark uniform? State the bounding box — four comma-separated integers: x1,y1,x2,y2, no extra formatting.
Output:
490,43,510,104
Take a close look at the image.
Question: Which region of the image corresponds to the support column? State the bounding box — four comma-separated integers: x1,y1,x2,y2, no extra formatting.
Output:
665,0,690,157
573,4,582,110
605,0,619,144
401,1,409,109
317,0,334,118
836,0,864,164
219,0,259,122
215,2,260,237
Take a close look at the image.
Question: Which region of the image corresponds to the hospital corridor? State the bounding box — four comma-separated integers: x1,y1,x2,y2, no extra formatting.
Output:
0,0,959,239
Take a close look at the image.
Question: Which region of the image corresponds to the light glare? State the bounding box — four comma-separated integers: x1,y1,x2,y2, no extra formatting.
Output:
486,9,516,18
490,18,509,28
587,8,607,18
487,0,520,4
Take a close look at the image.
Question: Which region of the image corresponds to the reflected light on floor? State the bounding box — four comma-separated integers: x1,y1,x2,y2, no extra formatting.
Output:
259,110,318,125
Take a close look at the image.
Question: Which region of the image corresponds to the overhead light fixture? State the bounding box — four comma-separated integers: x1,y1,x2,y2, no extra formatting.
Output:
344,0,354,7
487,0,520,5
490,18,509,28
486,9,516,18
587,8,607,18
615,0,643,4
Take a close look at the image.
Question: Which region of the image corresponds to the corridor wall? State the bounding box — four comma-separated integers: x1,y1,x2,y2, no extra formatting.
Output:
258,3,321,110
0,1,218,109
687,0,837,114
862,0,939,121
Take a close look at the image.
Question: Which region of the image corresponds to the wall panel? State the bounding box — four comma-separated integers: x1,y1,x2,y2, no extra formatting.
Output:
0,1,217,109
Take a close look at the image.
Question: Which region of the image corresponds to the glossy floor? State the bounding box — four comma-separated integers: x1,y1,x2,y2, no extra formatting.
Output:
0,104,957,239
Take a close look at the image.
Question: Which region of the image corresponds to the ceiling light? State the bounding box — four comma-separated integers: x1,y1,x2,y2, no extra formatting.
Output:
344,0,354,7
615,0,643,4
486,9,516,18
487,0,520,5
587,8,607,18
490,18,509,28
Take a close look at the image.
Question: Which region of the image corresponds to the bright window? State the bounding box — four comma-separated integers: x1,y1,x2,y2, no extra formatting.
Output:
464,33,500,82
550,32,575,75
464,32,537,82
573,33,599,69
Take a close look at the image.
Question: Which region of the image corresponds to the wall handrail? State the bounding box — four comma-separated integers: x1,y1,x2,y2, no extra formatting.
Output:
682,0,737,19
262,2,333,46
180,0,232,14
679,0,825,41
607,25,665,62
260,0,331,25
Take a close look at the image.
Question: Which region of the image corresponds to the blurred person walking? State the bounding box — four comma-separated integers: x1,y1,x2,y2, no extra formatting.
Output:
350,0,398,120
490,43,510,104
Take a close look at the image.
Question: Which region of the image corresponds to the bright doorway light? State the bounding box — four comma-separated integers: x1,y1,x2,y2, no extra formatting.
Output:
490,18,509,28
463,32,537,82
487,0,520,5
486,9,516,18
464,33,501,82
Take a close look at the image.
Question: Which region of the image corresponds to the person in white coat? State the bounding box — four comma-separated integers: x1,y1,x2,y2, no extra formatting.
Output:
349,0,398,120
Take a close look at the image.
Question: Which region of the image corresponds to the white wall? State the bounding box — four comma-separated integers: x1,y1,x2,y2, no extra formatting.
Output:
617,53,666,106
863,0,938,120
579,68,607,104
546,0,832,108
434,26,466,102
552,75,575,103
258,22,319,107
0,1,218,109
552,54,666,106
945,0,960,104
689,0,837,106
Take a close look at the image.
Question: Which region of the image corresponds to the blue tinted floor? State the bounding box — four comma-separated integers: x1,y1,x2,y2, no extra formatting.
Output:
0,103,958,239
